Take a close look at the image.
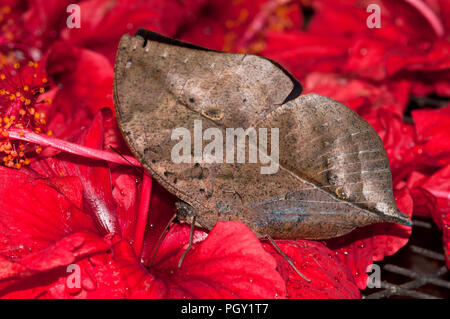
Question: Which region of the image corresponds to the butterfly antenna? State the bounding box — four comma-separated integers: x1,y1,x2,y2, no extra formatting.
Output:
109,145,152,178
148,213,177,268
178,216,196,269
266,235,311,283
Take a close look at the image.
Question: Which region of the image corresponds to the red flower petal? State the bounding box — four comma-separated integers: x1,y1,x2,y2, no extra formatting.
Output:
412,104,450,164
327,187,413,289
46,43,114,115
152,222,286,298
31,111,119,234
61,0,206,62
421,165,450,267
262,240,361,299
0,167,97,260
1,235,162,299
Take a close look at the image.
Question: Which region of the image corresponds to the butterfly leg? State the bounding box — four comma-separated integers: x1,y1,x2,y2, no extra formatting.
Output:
175,201,198,268
265,235,310,283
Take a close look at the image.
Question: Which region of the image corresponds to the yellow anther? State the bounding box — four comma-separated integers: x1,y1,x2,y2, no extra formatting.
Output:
23,85,29,91
42,78,48,84
39,87,45,94
0,74,5,80
36,147,42,154
24,158,30,165
19,109,26,116
1,131,8,137
13,63,19,69
46,130,53,136
25,99,31,105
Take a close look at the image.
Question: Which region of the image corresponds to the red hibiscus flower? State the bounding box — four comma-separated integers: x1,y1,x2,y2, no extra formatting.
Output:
0,0,448,299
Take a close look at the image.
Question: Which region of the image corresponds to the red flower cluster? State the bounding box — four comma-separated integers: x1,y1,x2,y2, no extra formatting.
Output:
0,0,448,299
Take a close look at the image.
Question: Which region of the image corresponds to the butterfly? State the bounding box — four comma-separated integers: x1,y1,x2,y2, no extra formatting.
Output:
113,28,411,243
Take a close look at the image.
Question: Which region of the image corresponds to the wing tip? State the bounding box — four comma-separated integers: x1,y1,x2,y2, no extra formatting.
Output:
381,208,413,226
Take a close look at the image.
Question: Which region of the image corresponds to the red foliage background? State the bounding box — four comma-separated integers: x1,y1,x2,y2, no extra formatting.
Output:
0,0,448,299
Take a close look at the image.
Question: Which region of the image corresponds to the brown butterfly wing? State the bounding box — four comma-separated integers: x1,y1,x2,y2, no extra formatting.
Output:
113,31,301,216
113,31,410,240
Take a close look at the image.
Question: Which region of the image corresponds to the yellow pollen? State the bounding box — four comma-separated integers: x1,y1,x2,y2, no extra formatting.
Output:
39,87,45,94
13,63,20,69
23,85,29,91
36,147,42,154
1,131,8,137
19,109,26,116
0,74,5,80
42,78,48,84
46,130,53,136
